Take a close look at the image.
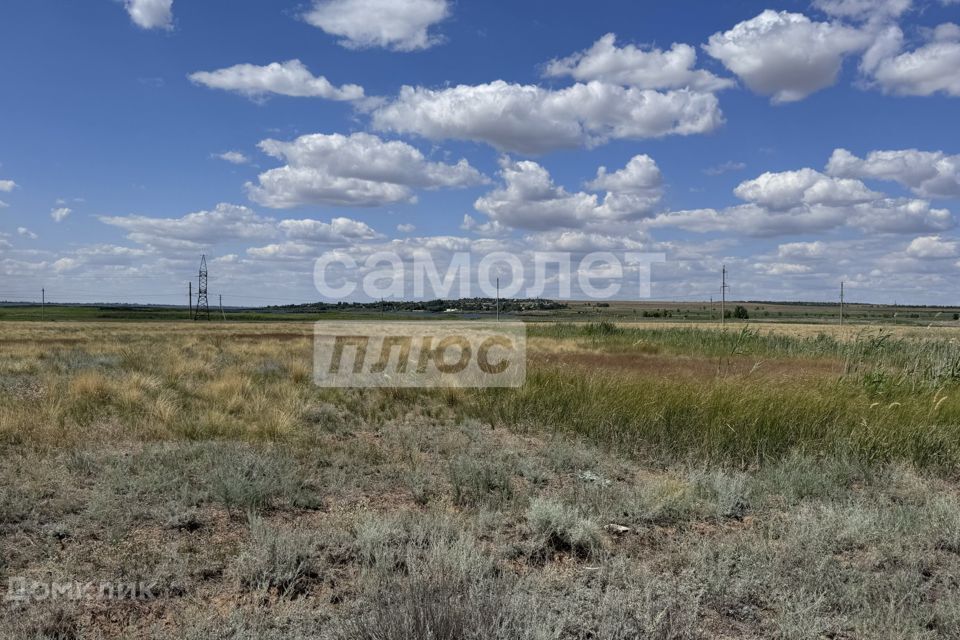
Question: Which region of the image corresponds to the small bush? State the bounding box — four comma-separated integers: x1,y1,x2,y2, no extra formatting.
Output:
344,532,514,640
448,455,514,507
527,498,602,558
231,514,318,598
209,446,305,514
345,572,515,640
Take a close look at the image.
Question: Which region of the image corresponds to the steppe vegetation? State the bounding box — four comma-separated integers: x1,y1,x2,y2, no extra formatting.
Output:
1,320,959,638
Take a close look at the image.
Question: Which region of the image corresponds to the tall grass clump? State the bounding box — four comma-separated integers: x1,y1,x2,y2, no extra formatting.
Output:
532,323,960,388
468,365,960,468
231,514,318,598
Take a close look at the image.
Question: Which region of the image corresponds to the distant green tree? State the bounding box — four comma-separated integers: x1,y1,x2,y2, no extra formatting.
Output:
733,305,749,320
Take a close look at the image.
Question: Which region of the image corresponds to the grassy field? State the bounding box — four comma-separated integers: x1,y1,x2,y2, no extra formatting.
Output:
2,320,960,638
4,299,960,326
0,305,418,323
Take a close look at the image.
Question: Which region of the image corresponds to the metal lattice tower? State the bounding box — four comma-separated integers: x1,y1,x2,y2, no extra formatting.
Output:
194,254,210,320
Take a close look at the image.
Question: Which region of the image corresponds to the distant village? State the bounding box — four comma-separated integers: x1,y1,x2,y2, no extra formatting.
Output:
263,298,569,314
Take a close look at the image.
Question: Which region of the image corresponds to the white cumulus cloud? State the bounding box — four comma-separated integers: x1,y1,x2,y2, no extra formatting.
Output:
303,0,450,51
703,10,872,103
860,23,960,97
97,201,383,265
645,161,953,237
214,151,250,165
754,262,813,275
778,241,828,259
278,217,382,242
812,0,911,21
100,203,275,250
473,155,663,231
17,227,38,240
189,60,364,101
734,168,882,210
905,234,959,258
0,180,16,192
123,0,173,30
372,81,723,154
544,34,734,91
827,148,960,198
51,207,72,222
247,132,486,208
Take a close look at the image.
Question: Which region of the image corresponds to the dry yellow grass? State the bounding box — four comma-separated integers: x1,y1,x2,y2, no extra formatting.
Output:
550,320,960,340
2,320,960,638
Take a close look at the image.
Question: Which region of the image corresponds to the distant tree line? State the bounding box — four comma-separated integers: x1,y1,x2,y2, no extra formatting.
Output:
261,298,568,314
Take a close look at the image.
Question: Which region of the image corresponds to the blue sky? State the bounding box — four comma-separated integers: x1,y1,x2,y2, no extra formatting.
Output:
1,0,959,305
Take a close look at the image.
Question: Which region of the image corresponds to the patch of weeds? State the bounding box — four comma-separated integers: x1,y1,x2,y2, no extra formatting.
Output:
690,469,751,520
62,449,99,478
345,571,517,640
344,530,513,640
626,476,700,525
117,346,153,371
42,522,71,541
231,513,319,598
303,402,354,433
543,437,601,473
148,605,328,640
1,603,81,640
514,458,551,489
403,468,435,506
353,515,409,572
929,494,960,553
48,349,120,373
681,534,773,620
208,445,309,515
447,455,514,508
571,578,704,640
754,452,864,504
94,443,319,523
577,469,612,486
0,484,33,527
0,373,44,401
253,359,287,380
352,511,467,575
162,504,203,532
527,498,602,559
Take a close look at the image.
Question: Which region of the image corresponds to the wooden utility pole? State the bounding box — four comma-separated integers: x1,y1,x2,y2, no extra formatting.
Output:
219,294,226,321
41,288,45,321
496,277,500,323
188,281,192,317
721,266,727,327
840,281,844,327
